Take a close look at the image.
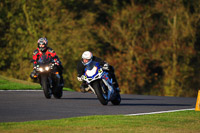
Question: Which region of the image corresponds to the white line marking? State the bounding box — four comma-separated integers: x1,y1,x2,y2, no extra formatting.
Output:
125,108,195,116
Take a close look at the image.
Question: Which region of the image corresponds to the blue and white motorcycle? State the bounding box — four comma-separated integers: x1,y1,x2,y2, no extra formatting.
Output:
81,61,121,105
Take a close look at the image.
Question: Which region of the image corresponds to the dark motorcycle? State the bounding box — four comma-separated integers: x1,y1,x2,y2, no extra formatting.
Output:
81,61,121,105
33,55,63,99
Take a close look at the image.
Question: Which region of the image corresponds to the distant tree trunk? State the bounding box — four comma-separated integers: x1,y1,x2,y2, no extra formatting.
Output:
171,15,177,96
22,1,37,37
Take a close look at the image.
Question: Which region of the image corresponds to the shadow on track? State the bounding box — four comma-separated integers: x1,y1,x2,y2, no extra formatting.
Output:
61,97,97,100
122,98,156,101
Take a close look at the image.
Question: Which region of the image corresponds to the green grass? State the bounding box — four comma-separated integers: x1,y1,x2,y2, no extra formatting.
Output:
0,78,41,90
0,110,200,133
0,75,73,91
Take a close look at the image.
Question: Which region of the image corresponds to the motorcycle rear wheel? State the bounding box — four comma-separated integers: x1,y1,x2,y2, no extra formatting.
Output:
92,80,108,105
111,92,121,105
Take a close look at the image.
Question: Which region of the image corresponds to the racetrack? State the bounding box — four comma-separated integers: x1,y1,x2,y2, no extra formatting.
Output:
0,91,196,122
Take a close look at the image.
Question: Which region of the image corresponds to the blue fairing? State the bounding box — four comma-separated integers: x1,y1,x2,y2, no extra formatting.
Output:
84,61,101,78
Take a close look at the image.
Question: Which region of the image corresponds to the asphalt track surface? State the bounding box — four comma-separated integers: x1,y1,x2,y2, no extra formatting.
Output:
0,90,196,122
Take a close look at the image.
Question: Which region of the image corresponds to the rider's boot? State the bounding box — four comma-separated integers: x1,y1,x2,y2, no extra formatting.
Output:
111,75,120,92
112,81,120,92
80,82,89,93
109,70,120,92
115,87,120,92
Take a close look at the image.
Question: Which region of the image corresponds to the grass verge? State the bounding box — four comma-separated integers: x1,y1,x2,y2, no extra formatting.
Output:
0,110,200,133
0,75,73,91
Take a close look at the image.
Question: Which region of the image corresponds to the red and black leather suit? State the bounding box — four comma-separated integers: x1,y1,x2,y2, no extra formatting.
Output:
31,47,63,82
32,47,59,67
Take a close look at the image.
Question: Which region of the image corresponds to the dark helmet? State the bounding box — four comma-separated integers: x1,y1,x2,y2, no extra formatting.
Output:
37,38,48,52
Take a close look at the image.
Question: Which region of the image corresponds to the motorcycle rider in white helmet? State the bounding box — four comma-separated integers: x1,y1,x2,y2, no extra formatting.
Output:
77,51,120,93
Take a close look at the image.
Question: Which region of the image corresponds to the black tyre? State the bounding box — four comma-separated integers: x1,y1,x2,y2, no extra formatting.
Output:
92,80,108,105
53,86,63,99
41,75,51,99
111,92,121,105
52,74,63,99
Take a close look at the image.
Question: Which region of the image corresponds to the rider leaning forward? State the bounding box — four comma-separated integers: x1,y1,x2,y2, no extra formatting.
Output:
77,51,120,93
30,37,64,86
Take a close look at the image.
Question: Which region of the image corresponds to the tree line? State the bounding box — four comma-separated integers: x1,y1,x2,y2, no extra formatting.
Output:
1,0,200,97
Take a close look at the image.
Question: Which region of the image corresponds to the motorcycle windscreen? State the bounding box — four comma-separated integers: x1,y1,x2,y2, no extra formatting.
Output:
85,66,98,77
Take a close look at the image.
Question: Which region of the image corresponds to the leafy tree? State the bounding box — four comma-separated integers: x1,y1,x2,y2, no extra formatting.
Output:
1,0,200,96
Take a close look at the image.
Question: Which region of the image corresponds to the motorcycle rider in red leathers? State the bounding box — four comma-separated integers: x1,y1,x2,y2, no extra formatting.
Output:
30,37,64,86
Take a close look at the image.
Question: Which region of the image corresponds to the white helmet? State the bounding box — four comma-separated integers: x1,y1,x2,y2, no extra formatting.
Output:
82,51,93,65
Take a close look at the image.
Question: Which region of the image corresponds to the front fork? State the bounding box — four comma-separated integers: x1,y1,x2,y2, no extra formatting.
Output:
88,84,96,94
88,79,114,101
87,79,108,95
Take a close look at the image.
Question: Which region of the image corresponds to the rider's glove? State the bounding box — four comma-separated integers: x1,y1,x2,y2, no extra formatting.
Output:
102,63,109,71
33,64,37,70
54,59,59,66
33,63,37,69
77,76,82,81
55,62,59,66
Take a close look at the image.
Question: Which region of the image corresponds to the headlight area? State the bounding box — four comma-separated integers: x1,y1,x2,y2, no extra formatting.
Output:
45,66,50,71
37,66,50,72
39,67,44,72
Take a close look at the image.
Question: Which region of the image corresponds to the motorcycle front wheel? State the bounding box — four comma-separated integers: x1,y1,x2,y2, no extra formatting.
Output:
92,80,108,105
41,75,51,99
